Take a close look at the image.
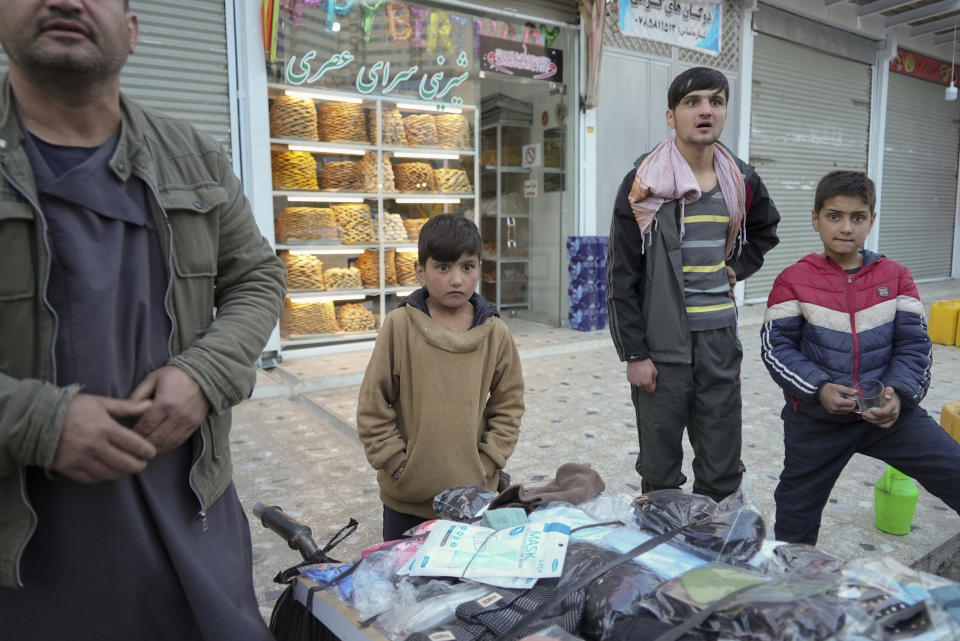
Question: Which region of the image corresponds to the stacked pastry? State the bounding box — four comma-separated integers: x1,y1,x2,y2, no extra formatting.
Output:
319,160,360,191
357,152,397,193
279,252,325,290
332,203,377,244
354,249,398,288
381,212,408,242
269,95,319,140
402,114,438,147
271,151,318,190
335,303,377,332
395,251,419,286
280,298,339,336
433,168,471,193
402,217,429,240
434,113,470,149
274,207,338,242
393,162,435,192
367,108,406,146
324,266,363,290
318,102,367,143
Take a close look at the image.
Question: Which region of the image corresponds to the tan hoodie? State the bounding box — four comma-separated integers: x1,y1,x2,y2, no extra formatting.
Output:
356,305,524,518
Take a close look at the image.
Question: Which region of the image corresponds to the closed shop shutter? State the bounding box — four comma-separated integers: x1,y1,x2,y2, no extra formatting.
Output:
879,72,959,280
0,0,232,154
745,33,872,301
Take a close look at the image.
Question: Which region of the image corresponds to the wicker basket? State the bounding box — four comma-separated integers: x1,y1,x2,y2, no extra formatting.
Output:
393,162,436,192
433,168,471,193
402,217,429,240
272,151,318,190
269,96,319,140
317,102,367,143
335,302,377,332
434,114,470,149
395,250,419,286
275,207,338,242
332,203,377,244
367,108,406,146
281,298,339,336
319,160,360,191
402,114,438,147
324,266,363,290
279,252,325,290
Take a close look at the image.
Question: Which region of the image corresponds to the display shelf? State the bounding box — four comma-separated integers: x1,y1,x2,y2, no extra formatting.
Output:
479,119,532,311
268,86,479,354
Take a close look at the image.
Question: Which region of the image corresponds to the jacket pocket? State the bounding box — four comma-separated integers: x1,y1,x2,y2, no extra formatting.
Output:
162,186,227,278
162,187,227,347
0,198,36,300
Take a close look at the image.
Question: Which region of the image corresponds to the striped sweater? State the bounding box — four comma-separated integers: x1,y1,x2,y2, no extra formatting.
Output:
760,250,932,421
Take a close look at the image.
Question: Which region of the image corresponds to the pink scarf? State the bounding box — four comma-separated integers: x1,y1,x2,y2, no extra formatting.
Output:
628,137,746,257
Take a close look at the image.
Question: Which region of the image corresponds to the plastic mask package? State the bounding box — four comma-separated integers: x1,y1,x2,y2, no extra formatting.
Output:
402,520,571,589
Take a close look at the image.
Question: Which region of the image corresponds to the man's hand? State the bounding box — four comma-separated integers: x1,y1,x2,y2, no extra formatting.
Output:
53,394,157,483
862,387,901,429
818,382,859,414
627,359,658,393
129,366,211,452
725,266,737,297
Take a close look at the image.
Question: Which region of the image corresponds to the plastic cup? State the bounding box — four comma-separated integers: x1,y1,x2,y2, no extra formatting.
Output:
855,379,885,414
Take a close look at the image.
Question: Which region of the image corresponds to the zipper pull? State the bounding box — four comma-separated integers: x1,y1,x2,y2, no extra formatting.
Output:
197,511,208,532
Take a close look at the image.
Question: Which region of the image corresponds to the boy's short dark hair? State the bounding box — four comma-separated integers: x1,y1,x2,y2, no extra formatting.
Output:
417,214,482,265
667,67,729,110
814,170,876,213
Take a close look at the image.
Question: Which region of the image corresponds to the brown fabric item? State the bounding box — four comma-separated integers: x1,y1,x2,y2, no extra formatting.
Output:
489,463,605,513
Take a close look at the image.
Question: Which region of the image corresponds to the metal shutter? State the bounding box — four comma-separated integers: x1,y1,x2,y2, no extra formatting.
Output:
0,1,231,154
745,34,871,301
879,72,959,280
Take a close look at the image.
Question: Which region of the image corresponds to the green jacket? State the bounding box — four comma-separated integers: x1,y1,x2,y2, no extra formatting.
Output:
0,76,286,588
606,150,781,364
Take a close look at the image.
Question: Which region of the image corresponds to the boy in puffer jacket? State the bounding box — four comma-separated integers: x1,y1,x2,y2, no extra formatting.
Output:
760,170,960,544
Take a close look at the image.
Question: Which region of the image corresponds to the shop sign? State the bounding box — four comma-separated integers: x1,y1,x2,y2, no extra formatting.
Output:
479,36,563,82
619,1,722,57
524,179,538,198
522,143,541,168
890,47,959,85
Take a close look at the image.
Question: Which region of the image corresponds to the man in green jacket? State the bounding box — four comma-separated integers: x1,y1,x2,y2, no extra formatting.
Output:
0,1,284,639
606,67,779,502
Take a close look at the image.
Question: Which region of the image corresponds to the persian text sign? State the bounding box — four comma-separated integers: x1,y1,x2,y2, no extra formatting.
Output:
619,1,722,56
479,36,563,82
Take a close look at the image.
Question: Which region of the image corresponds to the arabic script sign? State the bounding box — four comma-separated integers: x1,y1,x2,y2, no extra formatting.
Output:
619,1,722,57
479,36,563,82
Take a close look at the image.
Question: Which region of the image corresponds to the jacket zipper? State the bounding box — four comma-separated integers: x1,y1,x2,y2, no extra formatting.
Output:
140,176,208,528
847,274,860,385
0,164,60,586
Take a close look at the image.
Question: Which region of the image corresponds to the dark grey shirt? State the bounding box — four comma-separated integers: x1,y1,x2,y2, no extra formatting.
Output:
680,185,737,332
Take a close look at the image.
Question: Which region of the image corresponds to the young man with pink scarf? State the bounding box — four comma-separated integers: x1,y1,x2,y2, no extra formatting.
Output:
606,67,780,501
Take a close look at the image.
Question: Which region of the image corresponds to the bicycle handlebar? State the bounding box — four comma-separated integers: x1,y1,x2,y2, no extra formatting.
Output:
254,502,323,561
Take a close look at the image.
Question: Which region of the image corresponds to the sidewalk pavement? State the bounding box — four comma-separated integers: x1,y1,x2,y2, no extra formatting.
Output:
232,279,960,620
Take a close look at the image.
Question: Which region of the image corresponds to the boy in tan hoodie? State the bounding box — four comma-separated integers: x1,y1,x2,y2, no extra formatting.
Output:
357,214,524,540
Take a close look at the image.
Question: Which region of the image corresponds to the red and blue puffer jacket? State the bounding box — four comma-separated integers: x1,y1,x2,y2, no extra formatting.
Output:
760,250,932,422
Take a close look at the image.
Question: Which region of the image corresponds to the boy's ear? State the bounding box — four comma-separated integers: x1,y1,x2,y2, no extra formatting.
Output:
666,108,676,130
414,261,426,286
811,208,820,231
